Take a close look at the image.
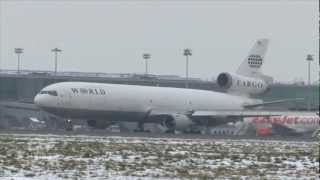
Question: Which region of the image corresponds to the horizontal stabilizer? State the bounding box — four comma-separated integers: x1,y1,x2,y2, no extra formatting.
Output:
243,98,304,109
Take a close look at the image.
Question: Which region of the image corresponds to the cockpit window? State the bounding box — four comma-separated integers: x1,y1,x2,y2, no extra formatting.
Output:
39,90,58,96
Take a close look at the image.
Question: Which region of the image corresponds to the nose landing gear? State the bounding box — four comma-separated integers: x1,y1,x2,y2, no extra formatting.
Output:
65,119,73,131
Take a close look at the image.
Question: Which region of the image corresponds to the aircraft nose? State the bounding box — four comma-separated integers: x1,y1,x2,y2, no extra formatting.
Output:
34,94,40,106
34,94,44,107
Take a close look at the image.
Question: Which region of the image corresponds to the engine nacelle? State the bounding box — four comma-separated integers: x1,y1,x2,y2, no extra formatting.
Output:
217,72,268,95
162,114,194,131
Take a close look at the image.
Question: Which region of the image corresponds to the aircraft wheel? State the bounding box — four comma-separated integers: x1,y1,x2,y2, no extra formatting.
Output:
134,122,151,132
165,129,175,134
65,119,73,131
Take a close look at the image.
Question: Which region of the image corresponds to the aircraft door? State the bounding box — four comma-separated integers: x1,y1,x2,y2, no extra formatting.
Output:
59,89,72,108
187,100,193,112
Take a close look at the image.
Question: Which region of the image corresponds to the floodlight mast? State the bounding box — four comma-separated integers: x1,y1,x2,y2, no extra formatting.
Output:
14,48,24,74
306,54,314,111
183,48,192,88
143,53,151,75
51,48,62,77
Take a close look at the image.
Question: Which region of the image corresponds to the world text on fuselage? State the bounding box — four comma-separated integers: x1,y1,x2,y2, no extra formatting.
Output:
71,88,106,95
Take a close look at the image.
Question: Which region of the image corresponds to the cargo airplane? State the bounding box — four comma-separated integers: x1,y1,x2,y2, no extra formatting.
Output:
34,39,297,132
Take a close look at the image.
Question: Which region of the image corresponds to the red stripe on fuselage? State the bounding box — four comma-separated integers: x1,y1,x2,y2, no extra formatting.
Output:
251,116,320,125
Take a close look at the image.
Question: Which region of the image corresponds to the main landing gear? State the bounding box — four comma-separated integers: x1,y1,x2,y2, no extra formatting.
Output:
134,121,151,133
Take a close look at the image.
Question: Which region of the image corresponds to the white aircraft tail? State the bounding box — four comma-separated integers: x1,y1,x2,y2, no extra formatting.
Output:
236,39,269,78
216,39,273,96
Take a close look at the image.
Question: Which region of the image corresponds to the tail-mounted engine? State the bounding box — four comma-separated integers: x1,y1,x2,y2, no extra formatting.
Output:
217,72,269,96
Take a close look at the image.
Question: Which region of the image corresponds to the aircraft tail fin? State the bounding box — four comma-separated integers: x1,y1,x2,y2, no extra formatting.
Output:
236,39,269,78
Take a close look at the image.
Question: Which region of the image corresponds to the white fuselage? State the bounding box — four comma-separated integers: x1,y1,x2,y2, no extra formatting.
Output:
34,82,257,122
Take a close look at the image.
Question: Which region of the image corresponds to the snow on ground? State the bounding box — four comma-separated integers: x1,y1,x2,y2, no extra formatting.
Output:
0,133,318,179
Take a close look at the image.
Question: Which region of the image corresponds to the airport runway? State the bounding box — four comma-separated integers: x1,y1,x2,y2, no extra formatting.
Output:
0,129,316,142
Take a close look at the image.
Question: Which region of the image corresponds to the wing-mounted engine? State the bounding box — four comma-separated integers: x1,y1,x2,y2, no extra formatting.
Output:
162,113,194,132
217,72,269,96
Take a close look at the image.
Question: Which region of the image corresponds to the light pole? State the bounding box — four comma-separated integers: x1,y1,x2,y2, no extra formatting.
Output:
306,54,313,111
183,48,192,88
14,48,24,74
143,53,151,75
51,48,62,77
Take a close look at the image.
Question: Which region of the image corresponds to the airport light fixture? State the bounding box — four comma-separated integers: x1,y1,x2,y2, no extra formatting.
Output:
14,48,24,74
306,54,314,111
51,48,62,76
306,54,314,84
143,53,151,75
183,48,192,88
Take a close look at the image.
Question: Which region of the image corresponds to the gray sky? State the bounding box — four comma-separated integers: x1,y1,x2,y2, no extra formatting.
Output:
0,0,318,83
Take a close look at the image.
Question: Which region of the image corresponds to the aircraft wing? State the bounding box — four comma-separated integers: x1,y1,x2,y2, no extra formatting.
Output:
243,98,304,109
191,110,282,118
148,109,188,117
0,101,39,111
147,109,283,127
148,109,282,119
146,109,194,123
